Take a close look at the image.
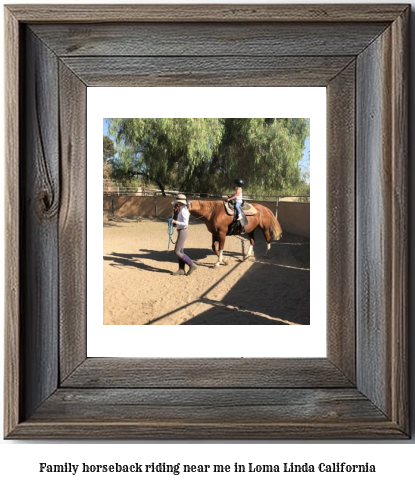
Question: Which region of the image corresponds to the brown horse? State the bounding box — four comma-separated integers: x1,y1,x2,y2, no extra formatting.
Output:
184,199,283,266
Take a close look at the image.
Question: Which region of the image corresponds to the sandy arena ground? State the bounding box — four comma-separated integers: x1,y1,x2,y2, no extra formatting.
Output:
103,218,310,325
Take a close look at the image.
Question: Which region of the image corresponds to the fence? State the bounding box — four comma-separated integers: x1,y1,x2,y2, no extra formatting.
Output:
103,195,310,238
103,180,159,196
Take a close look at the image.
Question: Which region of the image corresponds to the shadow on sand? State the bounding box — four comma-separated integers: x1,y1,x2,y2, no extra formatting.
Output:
181,257,310,325
146,233,310,325
104,247,242,273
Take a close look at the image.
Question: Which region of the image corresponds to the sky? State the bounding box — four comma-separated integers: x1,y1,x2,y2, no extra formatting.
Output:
103,117,109,136
299,137,310,175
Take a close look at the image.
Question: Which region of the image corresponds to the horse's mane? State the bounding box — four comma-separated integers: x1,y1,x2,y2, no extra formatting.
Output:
190,199,221,210
189,199,222,214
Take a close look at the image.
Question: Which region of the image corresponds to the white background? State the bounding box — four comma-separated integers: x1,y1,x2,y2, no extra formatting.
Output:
88,87,326,357
1,1,415,487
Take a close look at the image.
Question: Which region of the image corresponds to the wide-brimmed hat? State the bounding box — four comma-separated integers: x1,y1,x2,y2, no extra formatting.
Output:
171,193,188,205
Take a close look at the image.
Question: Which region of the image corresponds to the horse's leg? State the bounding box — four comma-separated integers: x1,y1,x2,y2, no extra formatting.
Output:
245,232,255,259
214,231,228,266
211,234,219,258
260,226,272,258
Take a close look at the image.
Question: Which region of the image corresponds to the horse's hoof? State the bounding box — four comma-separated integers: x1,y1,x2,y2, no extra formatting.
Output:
263,254,270,259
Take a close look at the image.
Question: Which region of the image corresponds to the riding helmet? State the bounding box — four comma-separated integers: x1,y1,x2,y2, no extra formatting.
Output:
233,178,244,187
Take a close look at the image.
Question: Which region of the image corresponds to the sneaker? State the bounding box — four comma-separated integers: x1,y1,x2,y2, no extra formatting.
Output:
187,264,199,275
171,269,185,276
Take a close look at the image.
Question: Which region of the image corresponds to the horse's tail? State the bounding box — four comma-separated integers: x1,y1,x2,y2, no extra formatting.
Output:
264,206,283,241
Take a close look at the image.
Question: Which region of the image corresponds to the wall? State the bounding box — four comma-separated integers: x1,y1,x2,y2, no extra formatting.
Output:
104,195,169,219
278,201,310,238
103,196,310,238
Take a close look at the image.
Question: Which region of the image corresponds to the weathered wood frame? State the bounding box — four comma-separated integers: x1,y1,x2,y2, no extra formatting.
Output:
4,4,409,439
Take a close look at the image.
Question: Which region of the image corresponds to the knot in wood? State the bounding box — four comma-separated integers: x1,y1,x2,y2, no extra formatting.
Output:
37,188,59,219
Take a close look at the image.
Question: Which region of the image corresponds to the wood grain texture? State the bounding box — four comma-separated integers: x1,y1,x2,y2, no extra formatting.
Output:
356,29,390,416
7,422,406,441
4,4,410,440
61,56,354,87
356,9,409,426
31,22,388,57
20,28,60,420
357,35,390,414
32,388,386,422
389,8,409,432
4,6,21,438
62,358,353,388
6,4,409,23
326,62,356,383
58,63,87,381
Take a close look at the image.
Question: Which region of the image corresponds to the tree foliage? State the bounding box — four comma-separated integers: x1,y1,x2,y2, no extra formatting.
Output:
106,118,309,196
103,135,115,179
103,135,115,162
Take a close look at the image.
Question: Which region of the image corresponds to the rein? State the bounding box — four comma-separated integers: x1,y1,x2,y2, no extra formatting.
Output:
167,200,217,249
167,218,176,249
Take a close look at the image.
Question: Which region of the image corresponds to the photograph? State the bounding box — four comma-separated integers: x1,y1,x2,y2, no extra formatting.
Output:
102,117,311,327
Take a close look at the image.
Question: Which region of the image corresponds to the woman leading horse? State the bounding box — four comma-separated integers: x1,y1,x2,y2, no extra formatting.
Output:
170,194,199,276
172,194,282,267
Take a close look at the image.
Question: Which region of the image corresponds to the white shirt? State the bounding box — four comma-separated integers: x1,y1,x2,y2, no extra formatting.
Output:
176,206,189,229
233,188,243,202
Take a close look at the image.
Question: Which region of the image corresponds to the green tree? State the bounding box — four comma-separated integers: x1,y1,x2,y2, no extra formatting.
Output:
106,118,309,196
103,135,115,179
108,118,223,194
109,144,140,186
217,118,309,196
103,135,115,163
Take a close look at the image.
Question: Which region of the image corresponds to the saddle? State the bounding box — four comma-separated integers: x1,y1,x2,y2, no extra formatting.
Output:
224,200,255,236
224,200,257,217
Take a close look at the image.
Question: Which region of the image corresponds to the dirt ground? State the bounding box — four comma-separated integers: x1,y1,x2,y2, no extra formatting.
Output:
103,218,310,325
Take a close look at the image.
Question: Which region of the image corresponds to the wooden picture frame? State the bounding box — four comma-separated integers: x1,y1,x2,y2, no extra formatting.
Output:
4,4,409,439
